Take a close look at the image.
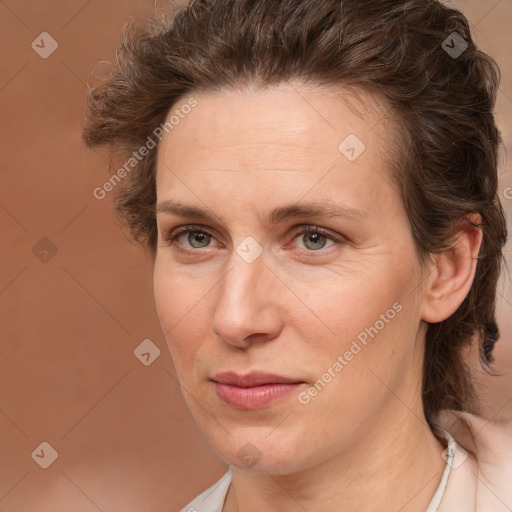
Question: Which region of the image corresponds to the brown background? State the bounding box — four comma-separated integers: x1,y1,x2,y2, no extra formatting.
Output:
0,1,511,511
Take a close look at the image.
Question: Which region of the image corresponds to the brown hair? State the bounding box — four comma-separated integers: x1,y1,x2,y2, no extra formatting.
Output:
82,0,508,420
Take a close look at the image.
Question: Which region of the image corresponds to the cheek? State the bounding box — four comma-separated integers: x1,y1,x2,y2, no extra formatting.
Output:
153,264,207,367
294,282,417,418
292,261,422,394
295,266,406,340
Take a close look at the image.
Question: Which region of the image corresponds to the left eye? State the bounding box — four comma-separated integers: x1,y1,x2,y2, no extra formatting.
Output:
292,227,338,251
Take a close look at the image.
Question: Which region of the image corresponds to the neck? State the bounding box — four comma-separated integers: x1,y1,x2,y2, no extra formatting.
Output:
223,398,446,512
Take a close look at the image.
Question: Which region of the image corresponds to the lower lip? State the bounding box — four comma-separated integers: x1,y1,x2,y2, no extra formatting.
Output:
214,382,303,410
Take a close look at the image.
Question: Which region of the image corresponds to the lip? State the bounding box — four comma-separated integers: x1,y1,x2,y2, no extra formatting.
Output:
211,371,305,410
211,371,303,387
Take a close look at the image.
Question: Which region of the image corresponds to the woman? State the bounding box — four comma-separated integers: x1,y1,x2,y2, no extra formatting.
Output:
82,0,511,510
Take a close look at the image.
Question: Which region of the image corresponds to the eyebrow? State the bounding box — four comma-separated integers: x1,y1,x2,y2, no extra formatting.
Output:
155,199,366,226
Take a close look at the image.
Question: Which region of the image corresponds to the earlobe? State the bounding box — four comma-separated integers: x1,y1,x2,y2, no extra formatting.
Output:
421,214,483,324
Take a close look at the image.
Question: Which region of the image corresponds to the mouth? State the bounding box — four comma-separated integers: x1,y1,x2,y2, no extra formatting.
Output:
210,371,305,410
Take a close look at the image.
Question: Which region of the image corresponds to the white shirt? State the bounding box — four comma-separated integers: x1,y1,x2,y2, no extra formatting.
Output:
180,412,494,512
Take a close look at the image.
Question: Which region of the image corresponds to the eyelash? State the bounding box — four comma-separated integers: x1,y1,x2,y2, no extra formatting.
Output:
162,224,346,255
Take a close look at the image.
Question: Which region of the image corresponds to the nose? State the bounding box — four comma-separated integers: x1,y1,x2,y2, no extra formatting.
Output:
211,250,284,349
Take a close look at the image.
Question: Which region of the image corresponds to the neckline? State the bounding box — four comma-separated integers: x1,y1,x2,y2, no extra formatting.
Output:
424,426,456,511
219,428,456,512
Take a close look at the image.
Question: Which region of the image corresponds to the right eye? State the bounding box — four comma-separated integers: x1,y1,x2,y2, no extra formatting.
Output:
163,225,220,252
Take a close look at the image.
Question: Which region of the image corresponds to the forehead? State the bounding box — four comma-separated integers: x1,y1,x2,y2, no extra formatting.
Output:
154,83,397,216
158,83,391,167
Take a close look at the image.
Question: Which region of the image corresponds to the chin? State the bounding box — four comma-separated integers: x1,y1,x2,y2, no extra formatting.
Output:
210,429,313,475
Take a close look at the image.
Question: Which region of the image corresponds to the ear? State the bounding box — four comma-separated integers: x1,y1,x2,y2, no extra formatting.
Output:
421,214,483,323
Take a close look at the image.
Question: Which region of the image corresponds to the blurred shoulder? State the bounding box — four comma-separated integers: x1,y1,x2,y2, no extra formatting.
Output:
432,409,512,512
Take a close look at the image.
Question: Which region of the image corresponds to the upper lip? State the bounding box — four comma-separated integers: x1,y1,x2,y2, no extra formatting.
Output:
211,371,304,387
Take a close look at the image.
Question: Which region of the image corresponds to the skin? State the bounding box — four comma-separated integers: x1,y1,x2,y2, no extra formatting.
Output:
153,83,483,511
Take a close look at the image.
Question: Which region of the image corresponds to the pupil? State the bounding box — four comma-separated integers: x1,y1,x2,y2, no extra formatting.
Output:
190,232,208,247
307,233,325,250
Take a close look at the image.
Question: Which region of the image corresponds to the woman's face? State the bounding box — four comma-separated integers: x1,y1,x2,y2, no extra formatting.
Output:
153,83,430,474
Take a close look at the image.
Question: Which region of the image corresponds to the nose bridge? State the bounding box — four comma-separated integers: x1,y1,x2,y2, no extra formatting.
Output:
217,248,267,320
212,245,281,345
